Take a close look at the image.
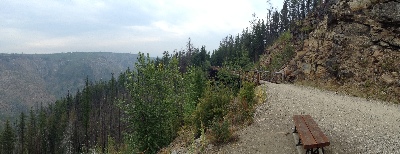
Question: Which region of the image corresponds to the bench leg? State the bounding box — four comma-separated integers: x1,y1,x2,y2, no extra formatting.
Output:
313,148,320,154
296,138,302,146
305,148,321,154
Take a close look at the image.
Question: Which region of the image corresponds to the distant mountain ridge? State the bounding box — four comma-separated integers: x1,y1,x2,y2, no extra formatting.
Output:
0,52,138,117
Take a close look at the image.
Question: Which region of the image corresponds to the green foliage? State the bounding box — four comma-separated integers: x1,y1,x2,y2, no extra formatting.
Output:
239,81,256,107
225,82,256,126
26,109,36,154
224,50,253,70
122,52,183,154
182,67,207,125
300,25,313,32
266,33,295,73
210,0,315,67
17,112,26,154
216,68,241,95
210,119,232,144
193,83,232,136
277,31,292,43
106,136,117,154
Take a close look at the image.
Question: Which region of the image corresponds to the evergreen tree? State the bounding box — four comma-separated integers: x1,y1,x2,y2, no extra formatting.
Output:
1,120,15,154
281,0,290,31
26,108,37,154
313,0,319,11
83,76,91,153
300,0,306,19
290,0,299,21
306,0,311,15
17,112,26,154
122,52,183,153
37,106,47,154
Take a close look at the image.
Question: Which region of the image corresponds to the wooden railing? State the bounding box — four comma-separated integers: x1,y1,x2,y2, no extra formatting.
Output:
236,70,269,85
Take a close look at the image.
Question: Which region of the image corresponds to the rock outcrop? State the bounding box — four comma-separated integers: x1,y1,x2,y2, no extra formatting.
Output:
280,0,400,102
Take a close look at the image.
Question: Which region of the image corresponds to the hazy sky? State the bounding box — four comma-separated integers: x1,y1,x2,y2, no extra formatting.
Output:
1,0,283,57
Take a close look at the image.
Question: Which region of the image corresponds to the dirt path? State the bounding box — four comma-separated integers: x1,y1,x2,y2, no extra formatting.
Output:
206,82,400,154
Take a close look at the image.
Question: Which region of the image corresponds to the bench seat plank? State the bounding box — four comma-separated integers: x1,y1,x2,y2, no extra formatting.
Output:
302,115,330,147
293,115,330,150
293,115,317,149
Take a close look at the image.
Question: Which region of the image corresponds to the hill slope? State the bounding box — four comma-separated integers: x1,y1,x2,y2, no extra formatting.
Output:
0,52,137,117
263,0,399,103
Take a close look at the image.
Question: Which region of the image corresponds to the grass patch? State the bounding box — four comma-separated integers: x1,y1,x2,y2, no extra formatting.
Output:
296,79,400,104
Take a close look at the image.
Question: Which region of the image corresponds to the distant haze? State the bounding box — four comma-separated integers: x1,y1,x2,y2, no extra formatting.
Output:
0,52,138,117
0,0,283,57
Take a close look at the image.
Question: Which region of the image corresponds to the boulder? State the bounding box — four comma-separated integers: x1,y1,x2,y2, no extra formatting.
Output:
381,74,396,85
371,1,400,24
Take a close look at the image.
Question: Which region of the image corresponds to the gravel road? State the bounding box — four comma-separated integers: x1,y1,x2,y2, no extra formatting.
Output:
206,82,400,154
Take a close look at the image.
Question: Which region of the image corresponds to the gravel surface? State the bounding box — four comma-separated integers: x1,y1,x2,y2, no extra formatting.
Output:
206,82,400,154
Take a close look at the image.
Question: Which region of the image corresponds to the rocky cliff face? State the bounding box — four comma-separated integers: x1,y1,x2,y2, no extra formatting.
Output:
280,0,399,102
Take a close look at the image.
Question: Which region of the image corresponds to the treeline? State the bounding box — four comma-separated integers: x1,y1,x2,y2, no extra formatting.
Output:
210,0,328,68
155,38,211,73
0,72,130,154
0,46,211,153
0,48,248,154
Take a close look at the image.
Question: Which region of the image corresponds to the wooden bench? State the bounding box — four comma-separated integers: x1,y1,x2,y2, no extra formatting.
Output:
293,115,330,154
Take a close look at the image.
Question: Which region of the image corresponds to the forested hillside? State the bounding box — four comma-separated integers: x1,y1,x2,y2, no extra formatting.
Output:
261,0,400,103
0,52,137,118
210,0,321,71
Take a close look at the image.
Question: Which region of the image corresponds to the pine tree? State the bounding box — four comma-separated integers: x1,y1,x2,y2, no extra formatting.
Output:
26,108,37,154
300,0,306,19
281,0,290,31
306,0,312,15
38,106,48,154
83,76,91,153
290,0,299,21
1,120,15,154
17,112,26,154
313,0,319,11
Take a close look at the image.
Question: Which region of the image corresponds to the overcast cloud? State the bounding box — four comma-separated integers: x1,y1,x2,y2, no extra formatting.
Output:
0,0,283,57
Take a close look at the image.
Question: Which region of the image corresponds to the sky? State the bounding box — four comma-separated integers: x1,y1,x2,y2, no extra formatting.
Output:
1,0,284,57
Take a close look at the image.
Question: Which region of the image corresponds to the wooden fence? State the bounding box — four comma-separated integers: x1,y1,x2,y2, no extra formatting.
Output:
236,70,270,85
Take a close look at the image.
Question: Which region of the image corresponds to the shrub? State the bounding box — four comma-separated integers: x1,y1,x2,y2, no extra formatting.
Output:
216,68,241,95
193,83,232,136
266,37,295,73
277,31,292,43
182,67,207,125
227,98,253,126
239,81,256,106
209,119,232,145
226,81,256,126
